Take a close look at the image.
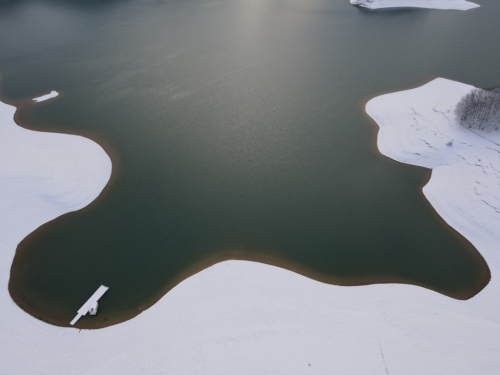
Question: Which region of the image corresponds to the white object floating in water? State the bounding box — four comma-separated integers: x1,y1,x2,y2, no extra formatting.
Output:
32,91,59,103
70,285,108,326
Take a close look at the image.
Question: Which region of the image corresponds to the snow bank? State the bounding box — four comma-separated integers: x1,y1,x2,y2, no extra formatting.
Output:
1,80,500,374
351,0,479,10
32,91,59,102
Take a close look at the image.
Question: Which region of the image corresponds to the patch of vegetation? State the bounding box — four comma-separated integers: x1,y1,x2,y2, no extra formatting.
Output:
455,87,500,131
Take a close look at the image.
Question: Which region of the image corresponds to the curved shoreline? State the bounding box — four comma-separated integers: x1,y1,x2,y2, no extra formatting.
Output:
1,79,500,373
7,92,489,328
7,98,488,328
11,206,487,328
350,0,479,10
366,78,499,287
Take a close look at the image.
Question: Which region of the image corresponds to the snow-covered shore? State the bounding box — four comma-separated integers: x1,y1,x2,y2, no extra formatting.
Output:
351,0,479,10
1,79,500,374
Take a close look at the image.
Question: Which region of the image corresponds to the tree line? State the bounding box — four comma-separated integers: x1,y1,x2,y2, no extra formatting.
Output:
455,87,500,131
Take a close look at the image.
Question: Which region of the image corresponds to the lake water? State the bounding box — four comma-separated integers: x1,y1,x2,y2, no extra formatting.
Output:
1,0,498,328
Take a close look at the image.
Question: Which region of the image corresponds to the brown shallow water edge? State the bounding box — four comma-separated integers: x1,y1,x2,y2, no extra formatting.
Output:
4,88,491,330
361,75,491,287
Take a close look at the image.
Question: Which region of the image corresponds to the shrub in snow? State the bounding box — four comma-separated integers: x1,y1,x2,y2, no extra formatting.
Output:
455,88,500,131
350,0,375,6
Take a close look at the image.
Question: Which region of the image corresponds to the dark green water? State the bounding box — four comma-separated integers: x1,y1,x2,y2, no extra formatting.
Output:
1,0,498,328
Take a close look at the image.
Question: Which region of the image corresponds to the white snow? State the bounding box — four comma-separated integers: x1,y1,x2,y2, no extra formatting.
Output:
32,91,59,102
350,0,479,10
1,80,500,374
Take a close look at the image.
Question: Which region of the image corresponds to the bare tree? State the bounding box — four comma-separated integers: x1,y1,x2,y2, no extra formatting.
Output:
455,88,500,131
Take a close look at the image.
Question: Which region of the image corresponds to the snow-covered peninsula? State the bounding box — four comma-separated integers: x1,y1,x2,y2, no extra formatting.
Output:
351,0,479,10
1,79,500,374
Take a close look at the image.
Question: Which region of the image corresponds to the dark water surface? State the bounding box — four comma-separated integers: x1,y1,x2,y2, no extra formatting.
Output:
1,0,498,328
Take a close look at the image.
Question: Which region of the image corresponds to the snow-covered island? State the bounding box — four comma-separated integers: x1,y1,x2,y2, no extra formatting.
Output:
1,80,500,374
351,0,479,10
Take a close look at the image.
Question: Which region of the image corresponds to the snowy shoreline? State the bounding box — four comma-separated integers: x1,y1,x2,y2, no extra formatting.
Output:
1,80,500,373
351,0,479,10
